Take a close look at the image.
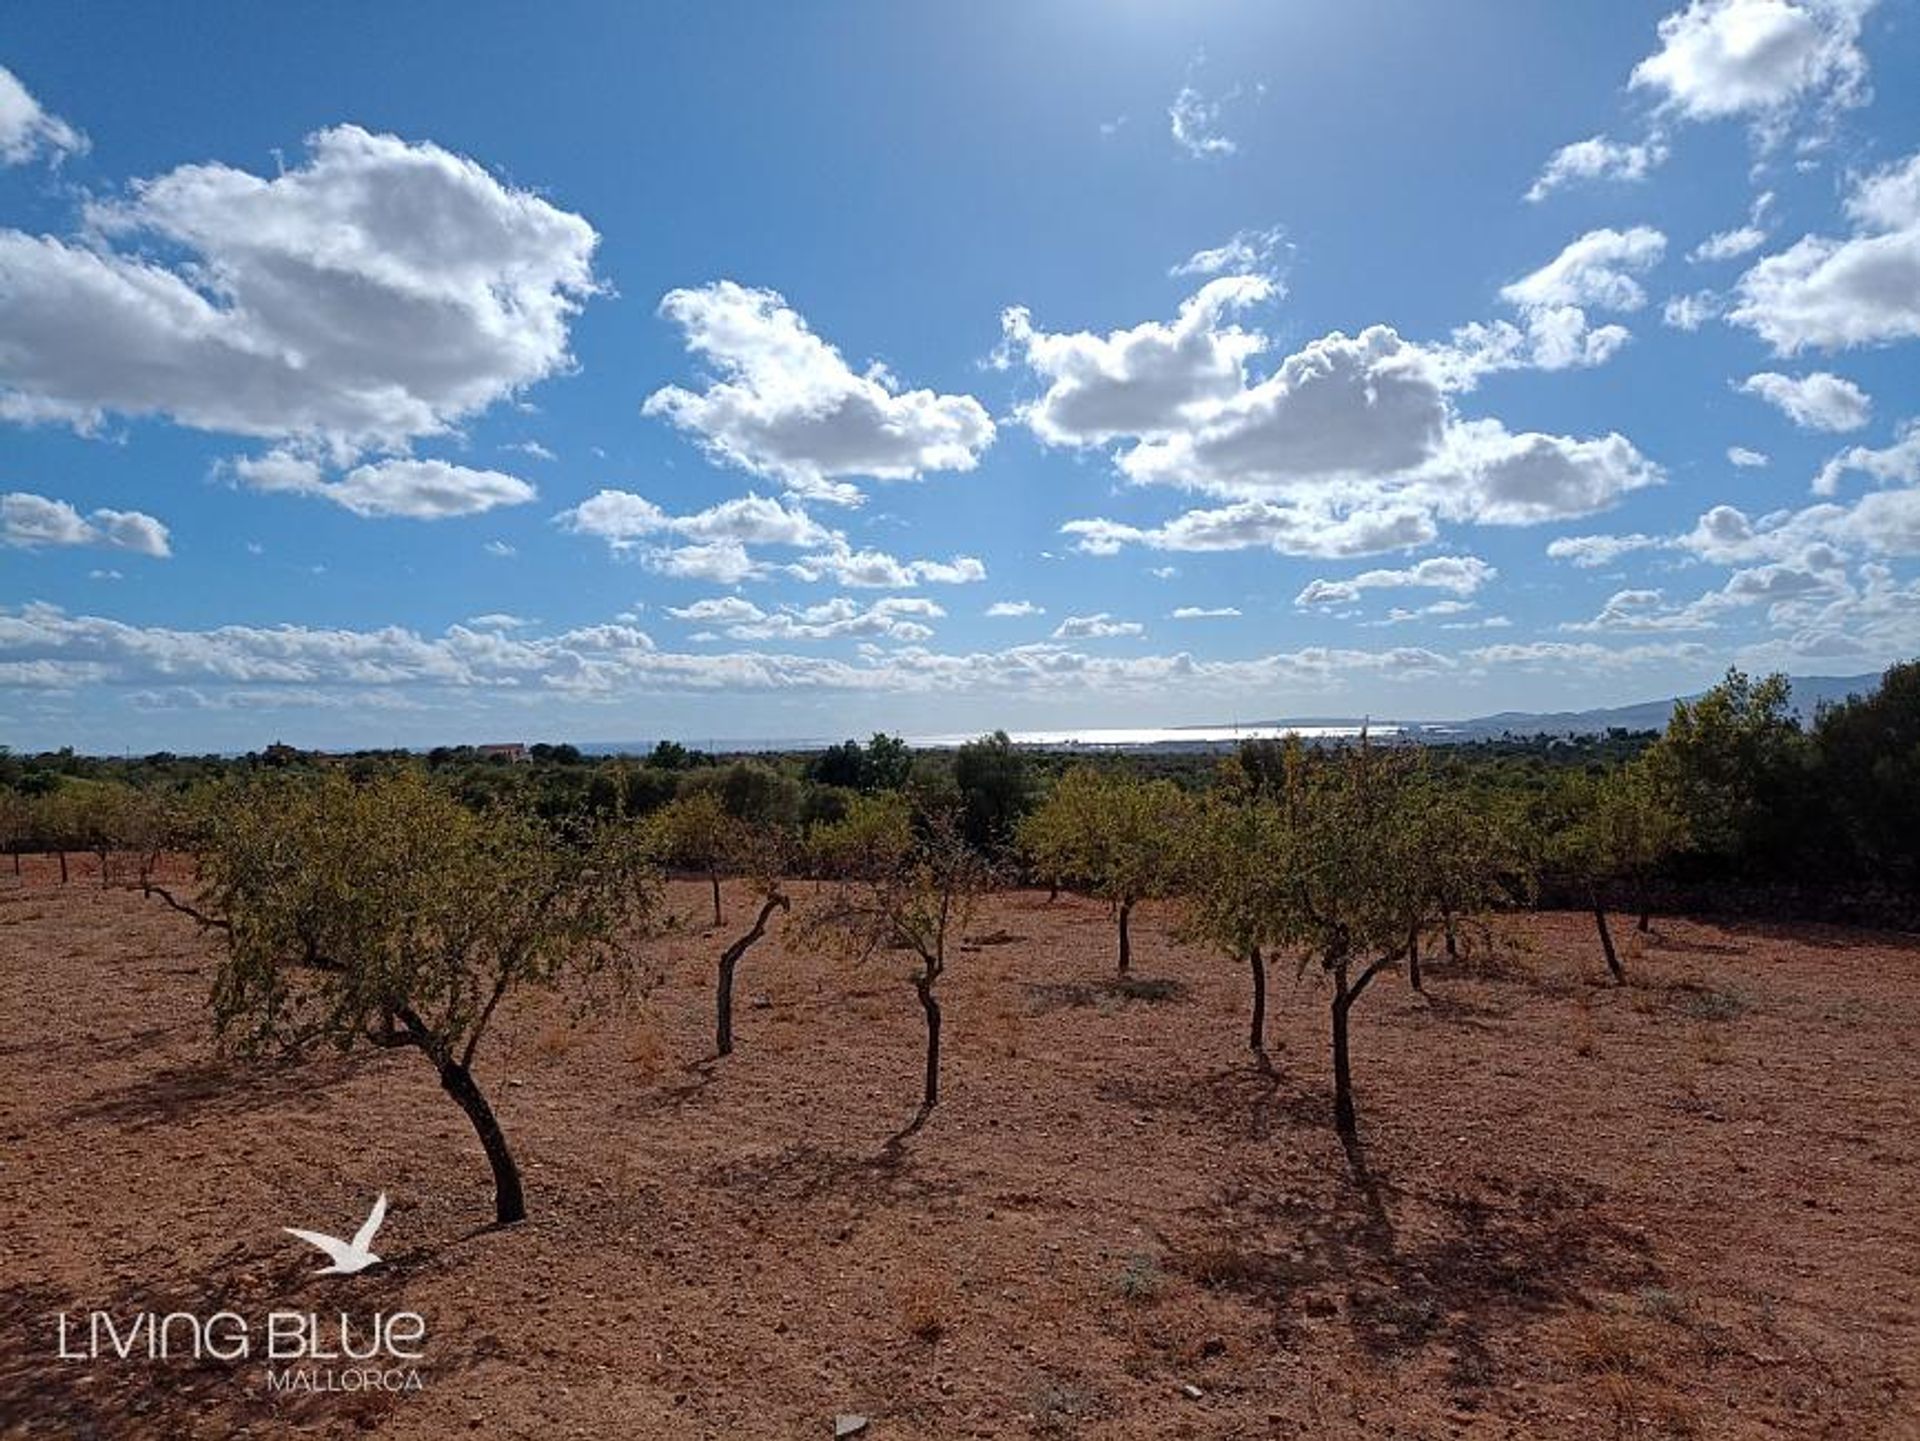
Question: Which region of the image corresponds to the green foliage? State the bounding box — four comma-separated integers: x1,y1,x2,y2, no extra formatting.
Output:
196,769,661,1063
1551,758,1691,895
1812,660,1920,887
951,730,1035,853
1644,668,1805,869
1020,766,1191,907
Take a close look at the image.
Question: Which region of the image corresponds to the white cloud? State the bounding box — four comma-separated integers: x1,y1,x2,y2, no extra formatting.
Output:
0,64,86,166
1063,500,1439,560
1728,445,1772,466
642,281,994,502
1847,151,1920,231
1629,0,1873,131
557,486,980,589
722,595,945,644
1662,290,1723,330
1729,149,1920,352
1814,420,1920,495
1546,533,1666,568
985,600,1044,618
0,126,599,453
1169,605,1241,619
1168,82,1237,158
997,276,1275,447
665,596,765,624
466,613,532,630
504,440,556,461
235,453,536,519
2,492,170,556
1169,225,1288,278
1499,227,1668,312
483,540,517,558
1526,135,1669,203
1295,555,1496,607
1737,370,1870,430
1052,613,1145,640
1691,225,1769,262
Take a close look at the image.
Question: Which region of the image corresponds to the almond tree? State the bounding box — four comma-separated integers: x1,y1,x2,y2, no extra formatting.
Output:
147,769,661,1225
1176,782,1292,1062
803,795,988,1123
1268,740,1429,1139
1550,761,1688,983
1401,777,1534,991
1018,766,1190,974
653,789,742,927
711,820,794,1058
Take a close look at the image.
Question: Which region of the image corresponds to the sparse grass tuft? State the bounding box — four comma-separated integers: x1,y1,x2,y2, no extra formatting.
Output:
1110,1252,1165,1305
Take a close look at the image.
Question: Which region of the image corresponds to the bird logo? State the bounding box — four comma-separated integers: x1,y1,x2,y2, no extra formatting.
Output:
283,1193,388,1275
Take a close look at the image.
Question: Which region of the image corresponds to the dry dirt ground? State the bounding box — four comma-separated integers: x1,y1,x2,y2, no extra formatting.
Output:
2,857,1919,1439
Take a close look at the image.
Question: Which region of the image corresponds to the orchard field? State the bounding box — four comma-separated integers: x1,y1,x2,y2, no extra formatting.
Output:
5,864,1919,1439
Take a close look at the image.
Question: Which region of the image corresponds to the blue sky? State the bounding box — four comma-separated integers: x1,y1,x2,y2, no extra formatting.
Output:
3,1,1919,751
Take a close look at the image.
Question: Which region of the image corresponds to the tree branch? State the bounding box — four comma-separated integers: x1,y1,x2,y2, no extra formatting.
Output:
1347,949,1402,1006
141,881,232,933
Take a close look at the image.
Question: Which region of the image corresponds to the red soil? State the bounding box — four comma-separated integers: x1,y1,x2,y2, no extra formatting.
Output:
3,857,1918,1438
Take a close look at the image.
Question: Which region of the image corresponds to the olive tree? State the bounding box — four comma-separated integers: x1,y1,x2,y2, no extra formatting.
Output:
1018,767,1191,974
803,795,988,1123
147,769,661,1225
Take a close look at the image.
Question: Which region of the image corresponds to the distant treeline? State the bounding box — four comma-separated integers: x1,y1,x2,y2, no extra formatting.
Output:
3,660,1915,923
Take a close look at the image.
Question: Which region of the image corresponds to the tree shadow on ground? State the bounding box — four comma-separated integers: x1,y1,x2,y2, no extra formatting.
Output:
1171,1131,1662,1403
698,1128,957,1216
1025,976,1189,1015
54,1051,374,1134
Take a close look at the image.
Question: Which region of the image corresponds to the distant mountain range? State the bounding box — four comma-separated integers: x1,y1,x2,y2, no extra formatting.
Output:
1242,672,1883,741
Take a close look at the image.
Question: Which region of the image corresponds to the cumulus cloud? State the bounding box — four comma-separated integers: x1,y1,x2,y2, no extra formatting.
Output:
1545,533,1667,568
985,600,1044,618
2,492,170,556
1728,445,1771,466
1814,420,1920,495
1062,500,1439,560
6,601,1546,705
0,64,86,166
1662,290,1723,330
1691,225,1769,262
720,595,945,644
1294,555,1496,607
1526,135,1669,203
1736,370,1870,430
1169,606,1241,619
1052,613,1145,640
556,487,982,589
1729,149,1920,352
1629,0,1874,134
233,453,536,519
1499,227,1668,312
1169,225,1288,278
997,276,1275,447
642,281,994,503
0,126,599,453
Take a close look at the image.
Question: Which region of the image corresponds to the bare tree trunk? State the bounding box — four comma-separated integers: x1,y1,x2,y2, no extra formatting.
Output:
1331,983,1357,1138
1248,944,1267,1055
439,1060,526,1225
1636,878,1652,933
1117,899,1132,975
913,971,941,1111
1407,921,1423,993
97,850,111,889
57,850,67,885
715,890,788,1057
709,868,723,928
1590,887,1624,985
10,849,18,877
1048,881,1059,902
1443,907,1458,959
